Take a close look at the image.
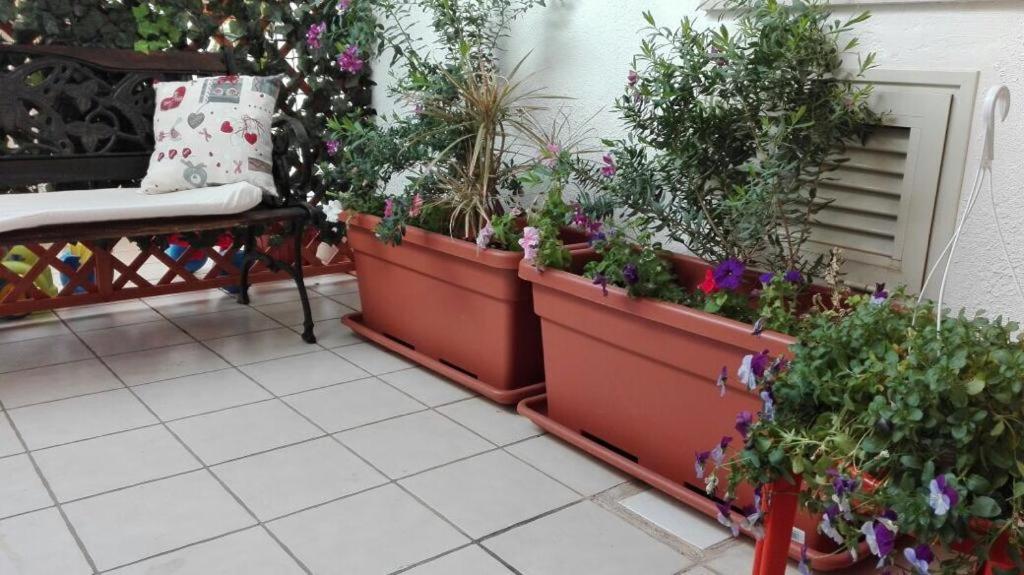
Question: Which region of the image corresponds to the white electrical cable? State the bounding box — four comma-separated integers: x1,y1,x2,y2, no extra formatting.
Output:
916,85,1018,332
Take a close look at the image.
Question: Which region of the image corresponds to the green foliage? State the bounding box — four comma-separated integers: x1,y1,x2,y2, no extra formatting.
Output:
325,0,566,246
707,293,1024,571
582,224,685,303
604,0,878,276
11,0,137,48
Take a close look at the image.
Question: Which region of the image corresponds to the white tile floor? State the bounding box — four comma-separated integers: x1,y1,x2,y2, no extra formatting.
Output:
0,274,855,575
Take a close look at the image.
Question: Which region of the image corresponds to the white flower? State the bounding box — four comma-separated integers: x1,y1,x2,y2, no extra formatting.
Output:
322,200,343,223
928,478,951,516
819,513,844,545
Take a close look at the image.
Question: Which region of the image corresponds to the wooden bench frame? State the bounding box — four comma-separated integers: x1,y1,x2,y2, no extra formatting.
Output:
0,45,355,342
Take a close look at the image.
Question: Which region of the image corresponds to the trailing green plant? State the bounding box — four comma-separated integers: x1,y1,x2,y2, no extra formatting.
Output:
700,288,1024,573
601,0,878,278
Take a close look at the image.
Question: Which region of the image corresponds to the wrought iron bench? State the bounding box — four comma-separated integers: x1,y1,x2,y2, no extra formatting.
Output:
0,44,352,343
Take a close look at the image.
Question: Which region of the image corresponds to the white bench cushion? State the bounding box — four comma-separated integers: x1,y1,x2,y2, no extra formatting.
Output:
0,182,264,235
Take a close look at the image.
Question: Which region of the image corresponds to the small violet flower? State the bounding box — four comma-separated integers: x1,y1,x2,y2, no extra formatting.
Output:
699,269,717,295
588,231,606,246
760,389,775,421
797,544,811,575
627,69,639,87
383,198,394,218
337,45,364,74
871,282,889,305
715,500,740,537
784,269,804,284
519,226,541,263
758,272,775,285
819,504,844,545
735,411,753,440
903,545,934,575
695,450,711,479
593,274,609,296
409,194,423,217
928,475,959,516
737,350,770,390
336,0,351,12
715,366,728,397
861,511,898,560
306,21,326,50
325,139,340,156
475,223,494,249
600,153,617,177
712,258,745,291
622,263,639,286
751,317,765,336
710,436,732,465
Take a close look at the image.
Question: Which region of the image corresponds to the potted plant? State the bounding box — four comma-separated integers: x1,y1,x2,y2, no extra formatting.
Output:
517,0,876,564
326,0,589,403
703,289,1024,575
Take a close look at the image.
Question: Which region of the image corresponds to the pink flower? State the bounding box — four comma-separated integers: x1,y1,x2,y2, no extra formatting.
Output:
336,0,352,12
409,194,423,217
628,70,639,87
519,226,541,262
337,45,364,74
325,140,340,155
306,22,327,50
600,153,617,177
476,223,494,249
383,198,394,218
540,143,561,168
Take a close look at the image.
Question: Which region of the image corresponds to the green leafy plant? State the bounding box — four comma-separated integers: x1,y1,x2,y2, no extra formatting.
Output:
326,0,579,248
603,0,879,277
702,290,1024,573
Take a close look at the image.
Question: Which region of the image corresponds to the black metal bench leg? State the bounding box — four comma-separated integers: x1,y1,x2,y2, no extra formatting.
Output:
292,220,317,344
237,226,255,305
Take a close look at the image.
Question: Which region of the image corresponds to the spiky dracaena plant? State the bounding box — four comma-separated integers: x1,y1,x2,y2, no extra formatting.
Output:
327,0,558,245
602,0,879,277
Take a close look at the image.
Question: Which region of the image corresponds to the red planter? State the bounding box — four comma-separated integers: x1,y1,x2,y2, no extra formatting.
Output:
517,253,854,570
342,213,587,404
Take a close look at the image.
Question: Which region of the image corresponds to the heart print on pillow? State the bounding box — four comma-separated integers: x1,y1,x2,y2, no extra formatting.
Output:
141,75,281,196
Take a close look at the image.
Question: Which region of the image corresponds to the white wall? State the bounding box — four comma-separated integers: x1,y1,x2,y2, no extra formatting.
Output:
374,0,1024,320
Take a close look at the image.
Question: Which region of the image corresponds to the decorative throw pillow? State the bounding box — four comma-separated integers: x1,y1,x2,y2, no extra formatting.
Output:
141,75,281,196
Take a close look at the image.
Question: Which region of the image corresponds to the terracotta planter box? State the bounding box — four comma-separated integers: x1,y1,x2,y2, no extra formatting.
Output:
518,253,853,571
342,213,587,404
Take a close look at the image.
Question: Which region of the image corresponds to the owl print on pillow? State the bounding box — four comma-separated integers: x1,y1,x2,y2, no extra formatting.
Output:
141,75,281,196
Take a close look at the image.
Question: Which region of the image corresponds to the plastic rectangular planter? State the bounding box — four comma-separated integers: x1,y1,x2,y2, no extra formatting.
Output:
342,213,586,404
517,254,855,571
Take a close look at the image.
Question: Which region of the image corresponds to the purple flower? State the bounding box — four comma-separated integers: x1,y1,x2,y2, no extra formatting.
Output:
325,139,340,156
819,505,844,544
593,274,609,296
784,269,803,284
476,223,494,249
710,436,732,465
928,475,959,516
519,226,541,262
760,389,775,421
383,197,394,218
337,45,364,74
758,272,775,285
716,366,727,397
600,153,617,177
862,513,898,559
797,544,811,575
735,411,753,439
829,470,859,500
737,350,770,389
695,450,711,479
627,70,639,87
871,282,889,305
306,21,327,50
712,258,745,291
903,545,934,575
622,263,639,286
715,500,740,537
588,231,606,246
336,0,351,12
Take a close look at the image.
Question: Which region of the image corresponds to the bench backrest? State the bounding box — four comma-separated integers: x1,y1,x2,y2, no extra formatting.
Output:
0,45,247,190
